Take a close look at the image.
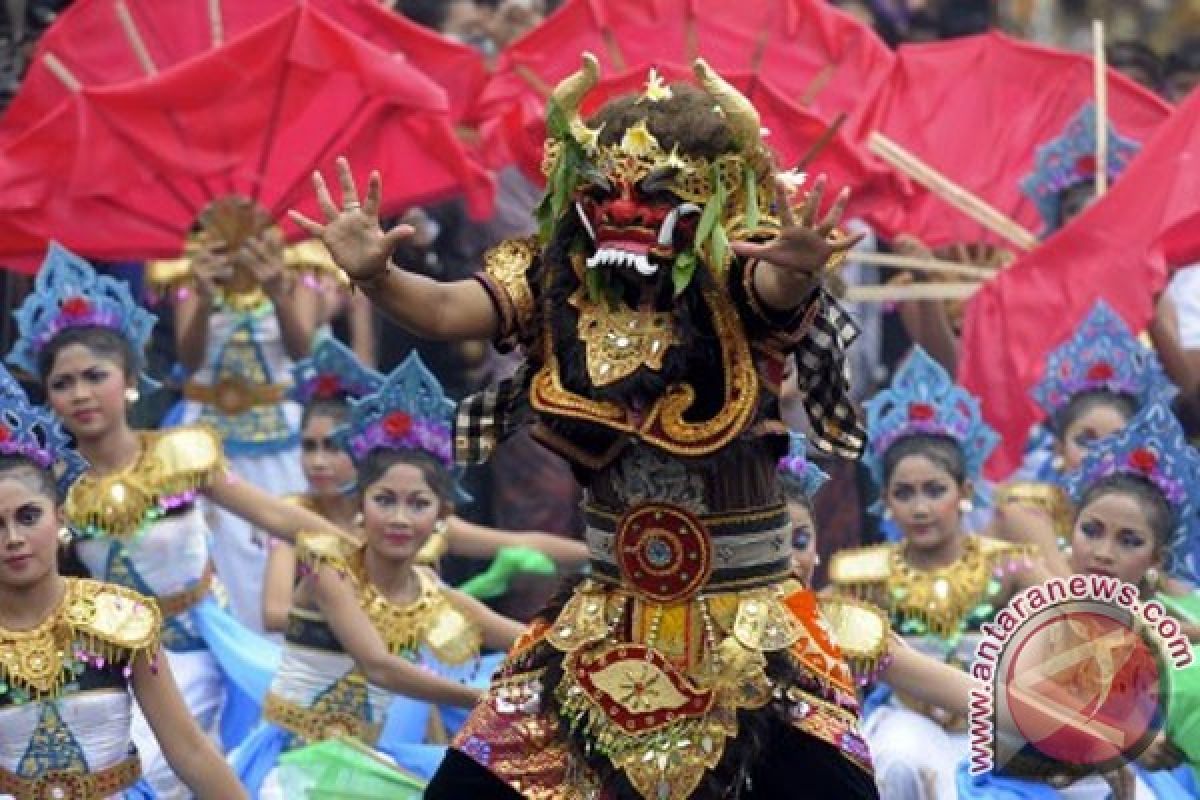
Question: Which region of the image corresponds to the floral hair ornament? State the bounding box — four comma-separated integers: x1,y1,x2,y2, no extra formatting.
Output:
1031,300,1174,421
8,242,158,391
777,431,829,502
290,335,384,406
338,351,469,503
0,363,87,497
863,347,997,509
1067,402,1200,583
1020,102,1141,234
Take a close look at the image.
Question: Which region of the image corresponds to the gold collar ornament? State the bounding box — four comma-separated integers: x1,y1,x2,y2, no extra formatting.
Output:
0,579,160,703
297,533,482,667
829,536,1037,638
64,426,225,542
64,424,225,544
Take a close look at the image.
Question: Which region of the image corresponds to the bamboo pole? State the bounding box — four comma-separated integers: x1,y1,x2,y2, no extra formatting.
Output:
794,112,847,172
846,251,998,280
114,0,157,75
1093,19,1109,197
209,0,224,47
42,53,81,92
844,283,980,303
868,132,1040,251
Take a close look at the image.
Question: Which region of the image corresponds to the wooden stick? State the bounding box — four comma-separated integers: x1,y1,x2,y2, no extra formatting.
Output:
846,251,998,280
42,53,81,92
799,63,836,107
844,283,980,303
1093,19,1108,197
208,0,224,47
868,132,1040,251
514,65,552,99
794,112,847,172
114,0,157,75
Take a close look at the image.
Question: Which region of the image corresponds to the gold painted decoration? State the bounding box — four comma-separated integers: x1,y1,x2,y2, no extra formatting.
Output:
557,644,736,800
296,534,482,667
64,426,226,541
533,288,759,459
483,237,539,340
0,579,160,702
572,289,676,387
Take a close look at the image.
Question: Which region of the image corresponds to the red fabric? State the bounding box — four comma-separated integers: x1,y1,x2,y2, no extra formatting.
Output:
959,89,1200,479
475,0,892,168
0,0,486,141
483,61,912,238
848,32,1171,248
0,5,493,264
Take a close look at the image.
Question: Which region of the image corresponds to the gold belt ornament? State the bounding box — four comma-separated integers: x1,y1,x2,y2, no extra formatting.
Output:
155,564,214,619
0,754,141,800
264,692,382,746
184,377,288,416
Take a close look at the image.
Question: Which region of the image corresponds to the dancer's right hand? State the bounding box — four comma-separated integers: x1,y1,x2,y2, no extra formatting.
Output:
290,156,415,284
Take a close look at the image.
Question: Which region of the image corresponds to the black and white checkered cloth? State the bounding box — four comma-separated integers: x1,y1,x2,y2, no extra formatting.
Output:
792,289,866,459
454,363,532,466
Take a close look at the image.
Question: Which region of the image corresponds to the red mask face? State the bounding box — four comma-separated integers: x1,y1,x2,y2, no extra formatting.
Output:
576,176,701,278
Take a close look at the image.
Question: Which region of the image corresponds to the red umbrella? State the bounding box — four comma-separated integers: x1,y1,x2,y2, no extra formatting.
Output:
0,4,493,264
847,31,1172,249
959,88,1200,478
474,0,892,170
0,0,487,141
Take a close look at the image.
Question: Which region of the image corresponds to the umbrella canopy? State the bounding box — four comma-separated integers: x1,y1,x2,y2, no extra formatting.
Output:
1,0,487,141
0,4,494,267
474,0,892,171
959,87,1200,478
848,31,1172,249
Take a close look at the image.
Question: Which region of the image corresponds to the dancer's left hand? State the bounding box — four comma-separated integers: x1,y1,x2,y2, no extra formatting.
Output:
731,174,863,279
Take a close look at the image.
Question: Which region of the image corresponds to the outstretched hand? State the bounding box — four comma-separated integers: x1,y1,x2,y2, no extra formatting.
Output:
731,174,863,280
290,157,414,282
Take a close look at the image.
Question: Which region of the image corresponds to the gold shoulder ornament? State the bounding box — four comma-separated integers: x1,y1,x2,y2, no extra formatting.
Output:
0,579,160,703
64,426,226,542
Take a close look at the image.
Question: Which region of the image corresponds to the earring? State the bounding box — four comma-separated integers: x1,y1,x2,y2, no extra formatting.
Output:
1144,567,1161,591
813,554,822,567
352,513,364,529
433,519,449,535
124,387,140,404
882,508,893,521
959,499,974,514
57,527,72,545
1050,455,1065,472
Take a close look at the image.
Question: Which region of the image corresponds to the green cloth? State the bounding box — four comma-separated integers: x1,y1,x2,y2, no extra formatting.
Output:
277,738,426,799
456,546,556,600
1158,592,1200,784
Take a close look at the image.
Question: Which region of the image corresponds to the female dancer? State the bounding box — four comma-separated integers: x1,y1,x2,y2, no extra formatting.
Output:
297,57,880,799
232,352,525,798
961,402,1200,799
0,364,246,799
155,203,331,632
992,301,1175,571
8,244,344,797
828,347,1050,800
262,336,584,632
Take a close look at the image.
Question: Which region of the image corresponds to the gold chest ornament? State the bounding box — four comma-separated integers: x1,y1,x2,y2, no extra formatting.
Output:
0,579,160,703
297,533,482,667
